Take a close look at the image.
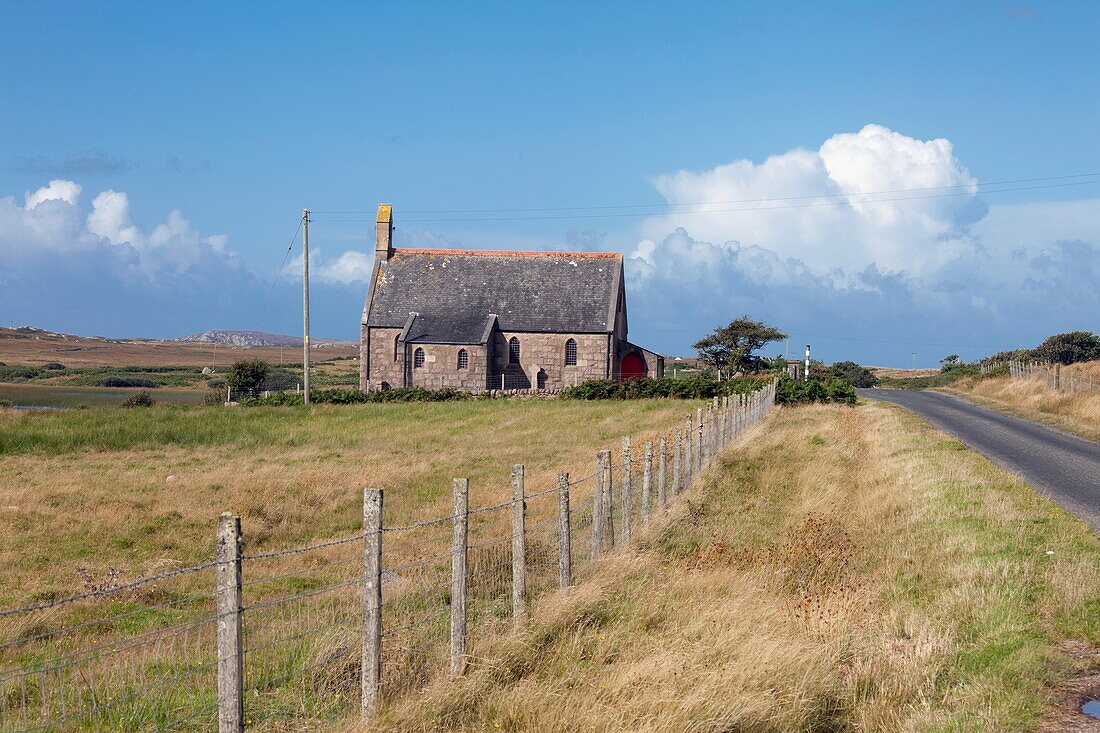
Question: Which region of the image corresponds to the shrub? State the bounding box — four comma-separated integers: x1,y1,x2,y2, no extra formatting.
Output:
242,387,473,406
122,391,154,408
0,398,13,408
226,360,270,397
0,365,40,382
775,376,856,405
41,362,66,370
97,377,158,388
825,361,879,388
1032,331,1100,365
561,376,765,400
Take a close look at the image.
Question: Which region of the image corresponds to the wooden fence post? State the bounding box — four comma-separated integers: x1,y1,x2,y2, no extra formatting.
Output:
641,442,652,527
557,472,572,588
450,478,469,676
361,489,383,719
592,452,604,561
511,465,526,626
695,408,704,479
683,416,692,490
620,437,632,543
215,513,244,733
657,436,667,509
668,429,677,497
601,450,615,548
702,406,711,467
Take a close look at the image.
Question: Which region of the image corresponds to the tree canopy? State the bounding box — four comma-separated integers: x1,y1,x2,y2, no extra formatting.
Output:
226,359,270,396
692,316,788,375
1032,331,1100,365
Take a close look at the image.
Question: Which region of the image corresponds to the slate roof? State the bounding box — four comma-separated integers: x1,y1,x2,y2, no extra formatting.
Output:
404,313,494,345
365,249,621,341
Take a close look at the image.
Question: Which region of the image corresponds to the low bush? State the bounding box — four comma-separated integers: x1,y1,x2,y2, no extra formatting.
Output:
243,387,473,406
41,362,66,370
825,361,879,388
96,377,159,388
562,376,765,400
122,391,154,408
775,376,856,405
0,365,40,382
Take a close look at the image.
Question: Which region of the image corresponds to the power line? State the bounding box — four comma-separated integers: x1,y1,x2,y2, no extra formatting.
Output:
309,177,1100,224
252,218,303,331
309,171,1100,218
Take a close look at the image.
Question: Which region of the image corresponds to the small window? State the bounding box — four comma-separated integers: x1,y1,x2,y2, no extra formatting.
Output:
457,349,468,369
393,334,400,362
565,338,577,366
508,337,520,365
413,347,425,369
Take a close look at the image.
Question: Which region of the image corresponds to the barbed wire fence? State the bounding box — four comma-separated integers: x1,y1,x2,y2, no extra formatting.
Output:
989,359,1099,394
0,381,776,732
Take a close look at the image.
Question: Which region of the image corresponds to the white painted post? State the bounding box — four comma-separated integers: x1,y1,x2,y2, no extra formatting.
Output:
450,478,468,676
641,441,652,527
620,437,632,543
511,465,526,626
557,472,572,588
361,489,383,718
215,513,243,733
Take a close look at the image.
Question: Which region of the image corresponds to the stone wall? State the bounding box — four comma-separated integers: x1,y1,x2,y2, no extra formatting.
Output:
363,326,405,390
490,331,609,390
362,326,660,392
407,343,490,390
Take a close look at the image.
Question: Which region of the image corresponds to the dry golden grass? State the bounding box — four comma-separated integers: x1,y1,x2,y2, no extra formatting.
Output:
869,366,941,380
950,361,1100,443
0,399,692,609
362,401,1100,732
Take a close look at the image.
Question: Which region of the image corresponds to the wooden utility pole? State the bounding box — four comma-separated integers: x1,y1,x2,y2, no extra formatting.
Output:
302,209,311,405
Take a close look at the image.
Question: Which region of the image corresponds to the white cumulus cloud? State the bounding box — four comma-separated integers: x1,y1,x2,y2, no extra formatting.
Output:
642,124,985,276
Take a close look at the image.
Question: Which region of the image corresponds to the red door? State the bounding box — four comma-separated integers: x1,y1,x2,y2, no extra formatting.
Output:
620,352,646,381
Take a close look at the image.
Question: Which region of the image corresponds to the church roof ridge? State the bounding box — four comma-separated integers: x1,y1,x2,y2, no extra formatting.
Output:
394,248,620,259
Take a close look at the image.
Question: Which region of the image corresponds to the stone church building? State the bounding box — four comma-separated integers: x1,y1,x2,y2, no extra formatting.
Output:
360,205,663,392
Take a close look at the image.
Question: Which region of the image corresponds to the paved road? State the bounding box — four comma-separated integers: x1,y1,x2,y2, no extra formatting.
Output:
858,389,1100,531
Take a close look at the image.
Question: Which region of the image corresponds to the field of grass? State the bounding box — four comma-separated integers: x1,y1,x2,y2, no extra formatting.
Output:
366,401,1100,732
0,383,207,407
0,399,694,609
948,360,1100,443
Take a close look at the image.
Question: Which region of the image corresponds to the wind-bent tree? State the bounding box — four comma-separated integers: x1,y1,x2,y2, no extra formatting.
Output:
693,316,788,375
226,359,270,396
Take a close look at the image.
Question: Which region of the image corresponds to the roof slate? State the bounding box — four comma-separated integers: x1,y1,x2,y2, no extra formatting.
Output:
365,250,621,338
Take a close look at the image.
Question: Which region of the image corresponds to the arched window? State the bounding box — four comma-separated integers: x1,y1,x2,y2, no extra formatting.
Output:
565,338,578,366
457,349,468,369
413,347,425,369
393,334,400,362
508,337,520,365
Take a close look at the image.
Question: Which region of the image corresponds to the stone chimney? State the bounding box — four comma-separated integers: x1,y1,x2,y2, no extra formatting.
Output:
376,203,394,261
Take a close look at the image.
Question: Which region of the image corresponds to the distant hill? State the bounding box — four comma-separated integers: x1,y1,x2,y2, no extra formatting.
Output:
0,326,358,368
176,330,354,348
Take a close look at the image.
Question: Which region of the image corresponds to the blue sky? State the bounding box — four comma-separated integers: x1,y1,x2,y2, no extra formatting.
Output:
2,1,1099,366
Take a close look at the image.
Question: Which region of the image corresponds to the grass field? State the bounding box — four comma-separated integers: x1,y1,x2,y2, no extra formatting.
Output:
0,397,703,731
0,399,694,609
948,361,1100,443
365,401,1100,732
